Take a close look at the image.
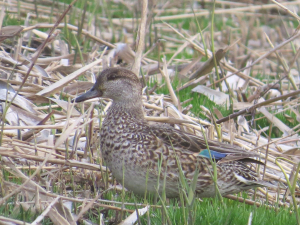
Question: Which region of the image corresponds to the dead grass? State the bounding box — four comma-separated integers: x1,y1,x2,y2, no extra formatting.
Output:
0,0,300,224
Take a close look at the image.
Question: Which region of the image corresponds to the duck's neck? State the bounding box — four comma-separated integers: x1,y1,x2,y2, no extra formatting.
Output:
107,99,145,121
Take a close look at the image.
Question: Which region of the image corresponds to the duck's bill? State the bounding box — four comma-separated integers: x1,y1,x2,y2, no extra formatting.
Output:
73,88,100,103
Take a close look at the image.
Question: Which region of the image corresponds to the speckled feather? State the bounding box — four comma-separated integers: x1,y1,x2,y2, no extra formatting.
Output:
75,68,269,198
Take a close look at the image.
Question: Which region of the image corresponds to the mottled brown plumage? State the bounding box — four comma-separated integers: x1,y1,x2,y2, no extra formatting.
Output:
74,68,270,198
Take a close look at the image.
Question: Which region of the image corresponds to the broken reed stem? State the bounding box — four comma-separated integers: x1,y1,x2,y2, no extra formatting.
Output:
211,30,300,87
12,1,78,103
0,154,50,205
216,89,300,124
225,194,293,212
2,181,136,213
0,151,103,171
31,196,60,225
0,216,31,225
131,0,148,75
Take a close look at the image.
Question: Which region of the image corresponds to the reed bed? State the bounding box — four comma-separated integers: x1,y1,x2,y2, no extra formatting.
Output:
0,0,300,224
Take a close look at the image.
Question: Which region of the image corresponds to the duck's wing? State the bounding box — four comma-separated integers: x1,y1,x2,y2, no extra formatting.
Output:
148,123,263,164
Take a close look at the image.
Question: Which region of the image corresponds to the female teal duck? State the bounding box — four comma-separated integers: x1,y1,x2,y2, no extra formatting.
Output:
74,68,269,198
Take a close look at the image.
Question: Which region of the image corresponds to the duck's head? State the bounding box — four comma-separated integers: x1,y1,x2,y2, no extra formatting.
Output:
74,68,142,103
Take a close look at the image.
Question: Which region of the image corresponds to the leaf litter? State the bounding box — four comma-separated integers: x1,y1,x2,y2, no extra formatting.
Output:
0,0,300,224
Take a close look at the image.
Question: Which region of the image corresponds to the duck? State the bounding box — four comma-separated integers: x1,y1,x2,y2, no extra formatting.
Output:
74,67,269,198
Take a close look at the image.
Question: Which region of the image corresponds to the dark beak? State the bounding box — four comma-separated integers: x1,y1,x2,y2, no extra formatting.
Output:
72,88,101,103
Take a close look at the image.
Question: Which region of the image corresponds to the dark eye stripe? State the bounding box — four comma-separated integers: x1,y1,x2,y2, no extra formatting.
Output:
107,75,120,81
107,75,134,82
